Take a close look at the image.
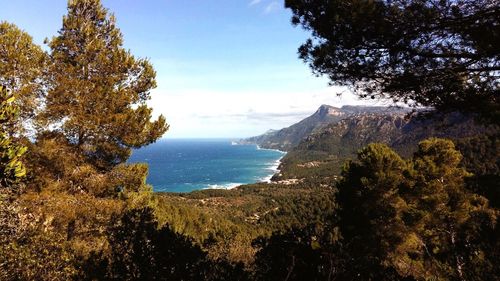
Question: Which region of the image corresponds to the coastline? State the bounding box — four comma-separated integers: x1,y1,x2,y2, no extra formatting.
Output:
256,144,287,183
133,140,288,193
256,144,287,154
203,144,287,190
202,182,243,190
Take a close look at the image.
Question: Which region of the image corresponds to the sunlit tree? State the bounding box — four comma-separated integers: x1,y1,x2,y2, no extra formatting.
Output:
0,22,47,135
40,0,168,170
0,85,26,188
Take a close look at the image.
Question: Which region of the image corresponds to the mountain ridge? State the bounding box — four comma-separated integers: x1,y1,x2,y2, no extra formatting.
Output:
239,105,411,151
240,104,490,181
274,111,490,180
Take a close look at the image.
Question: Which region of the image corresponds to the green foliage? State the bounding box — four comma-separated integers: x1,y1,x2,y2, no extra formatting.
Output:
256,138,498,281
18,0,169,198
0,189,124,280
1,0,498,279
336,143,410,280
1,1,166,279
0,227,77,281
335,138,498,280
0,22,47,134
40,0,168,170
25,131,153,199
401,138,498,280
286,0,499,119
0,85,26,187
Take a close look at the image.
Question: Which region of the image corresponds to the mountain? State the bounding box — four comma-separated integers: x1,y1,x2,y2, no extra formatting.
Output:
275,111,491,180
241,105,492,181
240,105,410,151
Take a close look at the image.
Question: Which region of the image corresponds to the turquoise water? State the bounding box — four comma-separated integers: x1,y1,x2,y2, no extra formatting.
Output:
129,139,285,193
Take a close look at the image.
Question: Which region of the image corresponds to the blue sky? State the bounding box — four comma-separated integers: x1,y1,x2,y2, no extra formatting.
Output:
1,0,380,138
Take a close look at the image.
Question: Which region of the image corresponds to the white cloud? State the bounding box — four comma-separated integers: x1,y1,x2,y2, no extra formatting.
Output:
249,0,262,6
147,86,388,139
264,1,280,14
146,58,398,139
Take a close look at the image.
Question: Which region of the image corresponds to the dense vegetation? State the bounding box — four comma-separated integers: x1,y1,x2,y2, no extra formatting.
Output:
155,181,337,265
0,0,498,280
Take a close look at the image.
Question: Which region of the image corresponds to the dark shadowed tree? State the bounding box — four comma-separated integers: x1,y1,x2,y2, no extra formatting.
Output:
40,0,168,170
253,224,343,281
286,0,499,119
455,134,500,208
336,143,413,280
80,207,249,281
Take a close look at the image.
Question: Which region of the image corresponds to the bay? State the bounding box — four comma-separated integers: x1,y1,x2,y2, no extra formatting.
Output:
129,139,285,192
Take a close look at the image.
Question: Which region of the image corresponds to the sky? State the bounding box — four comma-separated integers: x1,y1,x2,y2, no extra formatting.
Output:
0,0,387,138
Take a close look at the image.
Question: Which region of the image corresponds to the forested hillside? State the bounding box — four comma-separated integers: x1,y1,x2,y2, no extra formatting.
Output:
276,111,494,180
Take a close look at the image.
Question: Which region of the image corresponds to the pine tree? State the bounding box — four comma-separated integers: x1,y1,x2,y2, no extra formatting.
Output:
336,143,410,280
336,139,499,280
0,22,47,135
401,138,498,280
40,0,168,170
286,0,499,119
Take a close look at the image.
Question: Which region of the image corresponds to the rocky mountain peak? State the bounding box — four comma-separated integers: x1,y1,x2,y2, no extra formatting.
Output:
315,104,342,117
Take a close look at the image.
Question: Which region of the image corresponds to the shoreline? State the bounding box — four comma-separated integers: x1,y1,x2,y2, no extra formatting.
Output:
256,144,287,154
202,182,243,190
203,144,287,190
256,144,287,183
153,142,287,193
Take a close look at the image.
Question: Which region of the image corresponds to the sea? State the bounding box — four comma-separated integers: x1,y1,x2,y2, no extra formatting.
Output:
128,139,285,193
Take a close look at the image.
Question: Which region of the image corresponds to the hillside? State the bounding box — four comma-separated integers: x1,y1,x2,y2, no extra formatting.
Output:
240,105,409,151
275,111,492,180
154,180,336,264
